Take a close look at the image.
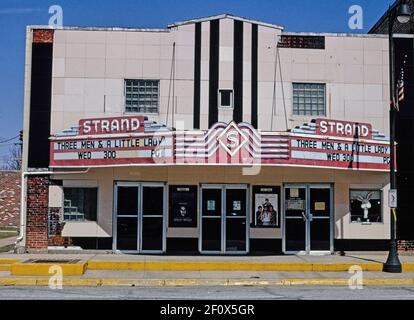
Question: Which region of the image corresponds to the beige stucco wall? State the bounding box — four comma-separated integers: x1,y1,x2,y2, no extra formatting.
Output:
48,24,388,137
274,35,389,134
52,166,390,240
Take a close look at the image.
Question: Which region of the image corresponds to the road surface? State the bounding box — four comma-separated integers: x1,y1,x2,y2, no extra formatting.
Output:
0,285,414,300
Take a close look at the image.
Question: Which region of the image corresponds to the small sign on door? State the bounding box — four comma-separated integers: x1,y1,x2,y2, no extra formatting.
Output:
233,201,241,211
290,188,299,198
314,202,326,211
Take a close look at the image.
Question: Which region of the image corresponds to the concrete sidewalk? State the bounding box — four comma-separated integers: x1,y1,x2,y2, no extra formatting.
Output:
0,253,414,287
0,269,414,287
0,237,16,249
2,252,414,263
1,252,414,269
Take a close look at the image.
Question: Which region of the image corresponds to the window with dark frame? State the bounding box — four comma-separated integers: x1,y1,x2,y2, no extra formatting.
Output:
292,83,326,116
219,89,233,108
125,79,159,113
349,190,382,223
63,188,98,222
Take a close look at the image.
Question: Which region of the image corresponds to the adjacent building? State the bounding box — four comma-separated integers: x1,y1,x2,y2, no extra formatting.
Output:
370,0,414,252
20,14,394,254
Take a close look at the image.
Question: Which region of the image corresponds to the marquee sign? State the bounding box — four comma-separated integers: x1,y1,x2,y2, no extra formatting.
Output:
79,116,145,135
316,119,372,140
50,117,391,171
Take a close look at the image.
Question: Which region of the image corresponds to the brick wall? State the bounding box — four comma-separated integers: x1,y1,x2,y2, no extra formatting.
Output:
25,176,49,249
33,29,54,43
398,240,414,252
0,171,21,227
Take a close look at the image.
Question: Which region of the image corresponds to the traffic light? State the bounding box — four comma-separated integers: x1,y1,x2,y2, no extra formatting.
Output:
19,130,23,143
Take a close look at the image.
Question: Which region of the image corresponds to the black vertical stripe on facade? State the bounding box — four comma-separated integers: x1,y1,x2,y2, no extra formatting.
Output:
28,43,53,168
209,20,220,127
193,22,202,129
233,20,243,124
251,24,258,129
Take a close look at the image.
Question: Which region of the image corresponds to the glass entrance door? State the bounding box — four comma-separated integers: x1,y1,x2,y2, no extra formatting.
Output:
201,188,222,252
284,187,307,252
225,189,247,252
284,185,332,254
200,185,249,254
115,184,139,251
309,187,331,251
114,182,166,253
141,185,166,253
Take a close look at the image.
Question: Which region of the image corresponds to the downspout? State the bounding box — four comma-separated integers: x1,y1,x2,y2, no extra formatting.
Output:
15,168,91,250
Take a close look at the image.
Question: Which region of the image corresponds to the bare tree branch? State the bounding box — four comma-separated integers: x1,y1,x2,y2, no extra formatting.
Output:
2,144,22,171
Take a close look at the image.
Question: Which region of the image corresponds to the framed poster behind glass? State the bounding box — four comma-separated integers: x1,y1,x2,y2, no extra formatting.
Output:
169,186,198,228
252,186,281,228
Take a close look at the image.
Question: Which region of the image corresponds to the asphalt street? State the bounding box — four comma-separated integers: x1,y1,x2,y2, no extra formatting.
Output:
0,285,414,300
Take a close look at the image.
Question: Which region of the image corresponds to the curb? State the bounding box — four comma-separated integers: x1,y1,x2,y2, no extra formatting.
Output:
0,259,20,264
0,278,414,287
2,259,414,274
0,264,11,271
10,261,88,276
87,261,388,272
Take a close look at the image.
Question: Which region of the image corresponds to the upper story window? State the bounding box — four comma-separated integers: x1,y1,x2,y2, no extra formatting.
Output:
292,83,326,116
63,188,97,222
125,79,159,113
219,89,233,109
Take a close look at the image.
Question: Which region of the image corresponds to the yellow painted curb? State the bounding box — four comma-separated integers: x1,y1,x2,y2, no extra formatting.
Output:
8,260,414,274
311,263,383,272
403,264,414,272
0,278,414,287
100,278,164,287
0,259,20,265
11,261,88,276
0,264,11,271
87,261,387,272
87,261,145,270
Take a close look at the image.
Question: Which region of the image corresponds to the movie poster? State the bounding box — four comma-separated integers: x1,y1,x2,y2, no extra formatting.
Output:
169,186,197,227
252,186,280,228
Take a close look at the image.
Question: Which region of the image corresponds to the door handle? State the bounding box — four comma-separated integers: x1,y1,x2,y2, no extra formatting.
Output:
301,212,307,221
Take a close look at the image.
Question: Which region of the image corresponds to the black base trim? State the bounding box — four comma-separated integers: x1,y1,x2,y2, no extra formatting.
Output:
167,238,199,254
53,238,391,253
249,239,282,254
70,237,113,250
334,239,389,252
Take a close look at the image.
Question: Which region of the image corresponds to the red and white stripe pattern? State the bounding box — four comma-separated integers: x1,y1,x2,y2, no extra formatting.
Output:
174,122,290,164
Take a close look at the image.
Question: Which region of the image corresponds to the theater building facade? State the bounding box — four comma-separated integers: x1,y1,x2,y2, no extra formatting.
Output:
20,15,393,254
